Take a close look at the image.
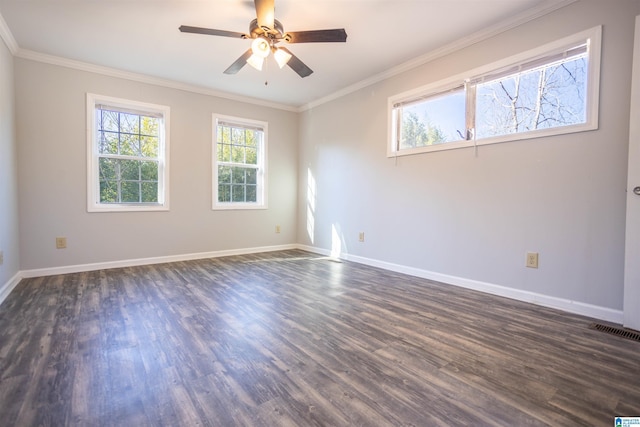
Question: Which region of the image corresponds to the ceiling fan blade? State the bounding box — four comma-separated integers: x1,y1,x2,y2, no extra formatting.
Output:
224,49,253,74
179,25,248,39
284,29,347,43
254,0,275,30
278,47,313,78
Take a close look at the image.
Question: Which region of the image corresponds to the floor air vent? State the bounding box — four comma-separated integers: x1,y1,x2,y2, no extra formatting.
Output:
589,323,640,342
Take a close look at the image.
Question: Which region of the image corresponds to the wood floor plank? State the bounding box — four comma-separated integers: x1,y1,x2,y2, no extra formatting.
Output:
1,249,639,426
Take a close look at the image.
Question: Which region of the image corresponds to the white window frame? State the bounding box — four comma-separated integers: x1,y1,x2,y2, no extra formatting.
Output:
388,26,602,157
212,113,268,210
86,93,170,212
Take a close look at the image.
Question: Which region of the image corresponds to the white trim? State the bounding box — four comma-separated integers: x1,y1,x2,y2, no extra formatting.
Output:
5,242,622,324
0,12,18,54
297,244,623,324
86,93,171,212
20,244,298,279
387,25,601,157
15,49,298,112
0,272,22,306
301,0,578,111
212,113,268,210
623,15,640,330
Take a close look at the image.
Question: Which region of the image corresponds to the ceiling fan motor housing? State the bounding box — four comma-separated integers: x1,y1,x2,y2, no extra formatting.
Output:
250,18,285,40
179,0,347,78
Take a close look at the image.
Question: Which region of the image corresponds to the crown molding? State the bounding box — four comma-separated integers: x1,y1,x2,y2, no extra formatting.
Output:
2,1,577,113
299,0,578,112
0,12,18,54
14,48,298,112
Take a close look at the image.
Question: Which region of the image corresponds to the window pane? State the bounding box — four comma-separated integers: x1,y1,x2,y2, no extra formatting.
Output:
217,142,226,162
141,136,158,157
140,161,158,181
120,133,140,156
99,131,119,154
246,168,257,185
232,145,245,163
246,130,257,147
99,180,118,203
218,184,231,202
120,159,140,181
476,55,587,139
232,184,245,202
398,89,466,149
120,113,140,134
121,181,140,203
246,185,257,202
219,126,230,144
218,166,231,184
101,110,119,132
141,117,159,137
246,147,257,165
232,167,246,184
99,158,117,181
141,182,158,203
232,127,244,145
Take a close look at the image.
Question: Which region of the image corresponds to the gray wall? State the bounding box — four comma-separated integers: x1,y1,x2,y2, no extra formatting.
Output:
15,60,298,269
0,37,19,287
297,0,639,312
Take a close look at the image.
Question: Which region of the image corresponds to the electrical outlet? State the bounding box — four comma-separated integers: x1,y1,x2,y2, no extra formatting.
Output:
526,252,539,268
275,225,281,234
358,232,365,242
0,250,3,265
56,237,67,249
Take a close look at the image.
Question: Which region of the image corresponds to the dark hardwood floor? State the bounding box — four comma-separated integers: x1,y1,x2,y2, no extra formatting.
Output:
0,249,639,426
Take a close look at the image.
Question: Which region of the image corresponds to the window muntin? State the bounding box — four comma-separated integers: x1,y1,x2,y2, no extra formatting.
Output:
87,94,169,212
388,26,601,156
213,114,267,209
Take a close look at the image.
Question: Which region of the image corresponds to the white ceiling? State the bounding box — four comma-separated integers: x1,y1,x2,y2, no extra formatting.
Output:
0,0,571,109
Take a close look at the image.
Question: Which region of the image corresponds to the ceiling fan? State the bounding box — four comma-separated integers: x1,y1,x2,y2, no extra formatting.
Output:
179,0,347,78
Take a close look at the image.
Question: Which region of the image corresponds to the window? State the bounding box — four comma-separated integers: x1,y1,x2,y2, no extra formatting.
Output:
212,114,267,209
389,26,601,156
87,94,170,212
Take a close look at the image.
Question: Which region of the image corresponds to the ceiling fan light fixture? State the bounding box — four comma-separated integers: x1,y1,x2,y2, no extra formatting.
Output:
273,48,292,68
179,0,347,78
251,36,270,58
246,54,264,71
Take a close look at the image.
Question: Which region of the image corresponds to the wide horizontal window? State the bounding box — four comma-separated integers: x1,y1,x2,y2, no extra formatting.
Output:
389,26,601,156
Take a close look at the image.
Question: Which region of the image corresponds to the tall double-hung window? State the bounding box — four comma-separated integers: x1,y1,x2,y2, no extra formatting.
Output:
212,114,267,209
87,94,170,212
389,26,601,156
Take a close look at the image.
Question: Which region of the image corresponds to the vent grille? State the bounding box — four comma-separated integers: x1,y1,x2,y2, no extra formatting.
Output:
589,323,640,342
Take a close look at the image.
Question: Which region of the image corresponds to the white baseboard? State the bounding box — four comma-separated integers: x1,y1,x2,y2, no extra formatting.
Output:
9,243,624,324
20,244,299,278
0,272,22,306
297,244,623,324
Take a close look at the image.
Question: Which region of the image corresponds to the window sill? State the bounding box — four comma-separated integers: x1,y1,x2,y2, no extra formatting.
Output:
212,203,267,211
87,203,170,213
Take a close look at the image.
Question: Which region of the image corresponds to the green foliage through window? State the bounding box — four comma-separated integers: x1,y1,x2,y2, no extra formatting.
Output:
215,118,264,206
96,107,161,204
